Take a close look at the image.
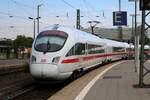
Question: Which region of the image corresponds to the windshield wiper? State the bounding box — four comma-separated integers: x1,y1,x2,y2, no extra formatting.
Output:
47,39,51,51
43,39,51,54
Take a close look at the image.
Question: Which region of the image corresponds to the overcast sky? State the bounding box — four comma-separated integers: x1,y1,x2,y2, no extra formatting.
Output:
0,0,141,39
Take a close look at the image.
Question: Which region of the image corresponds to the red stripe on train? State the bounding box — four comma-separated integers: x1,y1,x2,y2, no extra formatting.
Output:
83,53,126,61
61,58,80,63
83,56,94,61
61,53,127,63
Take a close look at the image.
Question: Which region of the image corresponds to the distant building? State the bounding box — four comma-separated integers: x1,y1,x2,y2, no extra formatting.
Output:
0,38,12,50
0,38,7,41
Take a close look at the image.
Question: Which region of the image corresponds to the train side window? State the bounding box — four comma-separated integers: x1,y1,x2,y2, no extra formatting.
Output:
113,47,125,52
88,44,95,54
88,44,104,54
66,43,85,57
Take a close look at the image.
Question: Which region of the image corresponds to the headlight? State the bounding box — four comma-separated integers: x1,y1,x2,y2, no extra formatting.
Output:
31,55,36,63
52,56,60,65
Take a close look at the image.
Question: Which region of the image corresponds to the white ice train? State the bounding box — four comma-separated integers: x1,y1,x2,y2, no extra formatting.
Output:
30,25,131,81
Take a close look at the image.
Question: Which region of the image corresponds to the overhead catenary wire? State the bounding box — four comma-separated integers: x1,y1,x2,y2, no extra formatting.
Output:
35,0,46,5
8,1,46,21
82,0,105,18
82,0,96,16
61,0,76,9
10,0,35,17
5,0,44,24
10,0,35,9
61,0,93,21
0,0,46,39
0,11,46,25
81,0,93,19
0,11,29,20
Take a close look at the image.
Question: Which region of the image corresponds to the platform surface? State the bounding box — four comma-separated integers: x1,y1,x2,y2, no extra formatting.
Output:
48,60,150,100
83,60,150,100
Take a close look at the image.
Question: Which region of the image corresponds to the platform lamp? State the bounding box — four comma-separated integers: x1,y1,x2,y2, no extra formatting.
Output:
28,17,36,39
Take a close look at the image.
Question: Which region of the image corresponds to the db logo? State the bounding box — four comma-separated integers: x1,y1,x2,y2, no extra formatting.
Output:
41,59,46,63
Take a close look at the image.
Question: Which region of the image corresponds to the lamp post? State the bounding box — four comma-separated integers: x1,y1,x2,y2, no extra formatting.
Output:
37,4,43,34
130,14,135,42
129,13,140,71
129,14,141,39
118,0,123,41
28,17,36,39
134,0,140,74
128,0,140,73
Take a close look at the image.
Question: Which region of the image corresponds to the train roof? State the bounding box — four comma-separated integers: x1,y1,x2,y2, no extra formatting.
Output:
40,25,135,48
103,39,128,47
41,25,105,45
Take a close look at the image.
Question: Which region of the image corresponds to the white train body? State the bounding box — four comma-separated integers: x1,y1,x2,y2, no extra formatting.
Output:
30,25,130,81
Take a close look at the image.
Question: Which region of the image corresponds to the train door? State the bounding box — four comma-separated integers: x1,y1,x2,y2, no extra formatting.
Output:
74,43,86,70
85,43,105,68
65,43,85,71
106,46,113,61
103,44,107,62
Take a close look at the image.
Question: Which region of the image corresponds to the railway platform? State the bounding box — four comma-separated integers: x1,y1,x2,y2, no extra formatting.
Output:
77,61,150,100
0,59,28,68
48,60,150,100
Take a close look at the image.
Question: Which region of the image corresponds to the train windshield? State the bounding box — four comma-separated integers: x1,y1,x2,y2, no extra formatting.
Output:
34,30,68,53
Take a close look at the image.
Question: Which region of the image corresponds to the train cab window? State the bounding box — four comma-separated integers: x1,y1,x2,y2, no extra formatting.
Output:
34,30,68,53
87,44,104,54
113,47,125,52
66,43,85,56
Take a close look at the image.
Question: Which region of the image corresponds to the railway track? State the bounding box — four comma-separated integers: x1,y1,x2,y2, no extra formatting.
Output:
0,71,69,100
12,82,67,100
0,64,68,100
0,81,69,100
6,86,36,100
0,61,121,100
9,62,114,100
0,84,37,100
0,76,35,100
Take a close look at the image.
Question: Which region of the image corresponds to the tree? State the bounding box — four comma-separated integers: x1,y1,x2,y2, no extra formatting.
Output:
13,35,33,59
26,37,33,48
13,35,33,48
144,36,150,45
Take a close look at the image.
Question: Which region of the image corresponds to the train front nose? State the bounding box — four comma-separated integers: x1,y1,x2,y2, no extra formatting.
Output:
30,64,59,80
